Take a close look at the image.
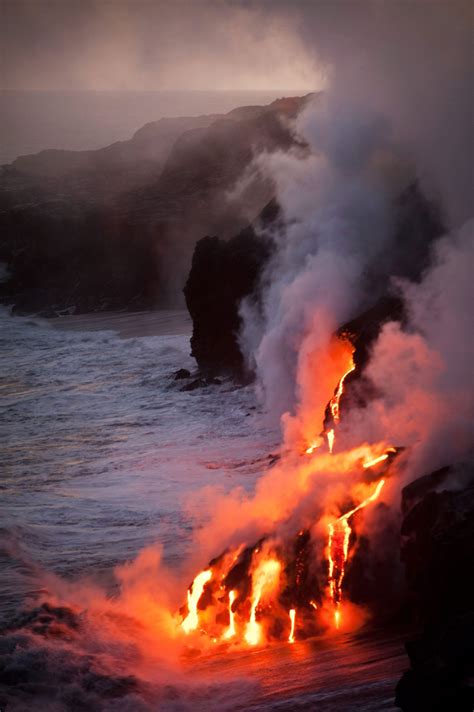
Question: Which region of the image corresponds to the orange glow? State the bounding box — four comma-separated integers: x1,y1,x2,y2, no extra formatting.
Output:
181,569,212,634
174,333,398,647
327,479,386,625
288,608,296,643
362,453,388,468
245,558,281,646
223,590,236,640
327,428,335,453
329,357,355,424
339,479,386,522
305,436,323,454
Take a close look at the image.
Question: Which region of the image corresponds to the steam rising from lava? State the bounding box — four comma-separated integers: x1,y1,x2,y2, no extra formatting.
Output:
20,0,471,669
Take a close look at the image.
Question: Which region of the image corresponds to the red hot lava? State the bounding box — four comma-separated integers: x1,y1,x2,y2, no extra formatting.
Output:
177,336,400,650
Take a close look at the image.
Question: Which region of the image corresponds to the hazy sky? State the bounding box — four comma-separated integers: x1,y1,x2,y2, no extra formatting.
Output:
1,0,323,91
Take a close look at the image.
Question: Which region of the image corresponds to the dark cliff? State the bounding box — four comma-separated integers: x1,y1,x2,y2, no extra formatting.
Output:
183,201,278,376
395,465,474,711
0,95,312,315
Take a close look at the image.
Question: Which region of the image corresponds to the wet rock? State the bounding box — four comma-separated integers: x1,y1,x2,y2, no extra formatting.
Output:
180,376,223,391
180,378,207,391
174,367,191,380
395,465,474,711
206,376,222,385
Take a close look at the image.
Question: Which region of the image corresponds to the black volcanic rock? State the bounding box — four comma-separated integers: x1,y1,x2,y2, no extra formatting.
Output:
183,202,276,376
174,368,191,380
395,465,474,711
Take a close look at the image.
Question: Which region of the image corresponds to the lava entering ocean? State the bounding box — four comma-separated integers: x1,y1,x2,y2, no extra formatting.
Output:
177,335,400,649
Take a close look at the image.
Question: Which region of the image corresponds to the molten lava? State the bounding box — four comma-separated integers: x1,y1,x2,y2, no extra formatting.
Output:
177,336,399,648
244,558,281,646
305,436,323,455
327,428,335,454
288,608,296,643
329,357,356,424
223,589,236,640
305,340,355,455
327,479,386,625
181,569,212,634
362,448,397,469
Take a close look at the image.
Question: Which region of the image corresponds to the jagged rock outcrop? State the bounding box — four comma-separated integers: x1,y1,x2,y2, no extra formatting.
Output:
183,201,277,376
395,465,474,711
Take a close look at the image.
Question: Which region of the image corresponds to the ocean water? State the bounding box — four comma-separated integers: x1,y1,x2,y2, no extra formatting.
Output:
0,309,406,711
0,90,304,164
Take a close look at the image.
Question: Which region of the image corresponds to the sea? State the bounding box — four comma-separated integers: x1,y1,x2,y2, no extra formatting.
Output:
0,308,407,711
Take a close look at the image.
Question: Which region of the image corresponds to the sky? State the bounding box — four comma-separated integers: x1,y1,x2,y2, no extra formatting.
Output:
1,0,323,91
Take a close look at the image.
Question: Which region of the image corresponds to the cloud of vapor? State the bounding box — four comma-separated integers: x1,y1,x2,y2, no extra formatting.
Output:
239,0,473,447
277,0,473,226
240,94,399,427
341,221,474,482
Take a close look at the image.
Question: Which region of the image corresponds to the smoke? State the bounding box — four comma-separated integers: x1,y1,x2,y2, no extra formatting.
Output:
342,221,474,481
240,96,398,427
239,0,473,474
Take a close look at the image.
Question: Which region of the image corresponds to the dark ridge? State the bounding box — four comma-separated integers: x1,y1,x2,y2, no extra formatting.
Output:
395,464,474,711
0,95,310,315
183,202,277,377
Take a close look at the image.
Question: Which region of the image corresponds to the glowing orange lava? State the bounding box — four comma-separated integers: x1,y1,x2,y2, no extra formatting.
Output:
327,428,335,453
178,335,399,647
288,608,296,643
223,589,236,640
305,436,323,454
363,448,397,469
327,479,386,624
181,569,212,634
329,357,355,424
244,558,281,646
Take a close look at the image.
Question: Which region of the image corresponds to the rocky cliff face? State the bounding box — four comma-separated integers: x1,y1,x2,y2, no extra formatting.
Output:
394,465,474,711
0,95,312,315
183,201,277,376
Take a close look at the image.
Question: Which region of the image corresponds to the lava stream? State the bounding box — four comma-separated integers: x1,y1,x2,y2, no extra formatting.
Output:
329,357,355,424
181,569,212,634
327,479,386,626
223,590,236,640
244,558,281,646
288,608,296,643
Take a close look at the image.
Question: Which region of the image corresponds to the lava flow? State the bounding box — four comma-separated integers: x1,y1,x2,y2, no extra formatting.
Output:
245,558,281,646
181,569,212,634
305,342,355,455
177,335,399,649
327,479,386,628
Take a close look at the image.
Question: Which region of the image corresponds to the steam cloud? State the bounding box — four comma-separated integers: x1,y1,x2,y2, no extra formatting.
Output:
239,0,473,488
